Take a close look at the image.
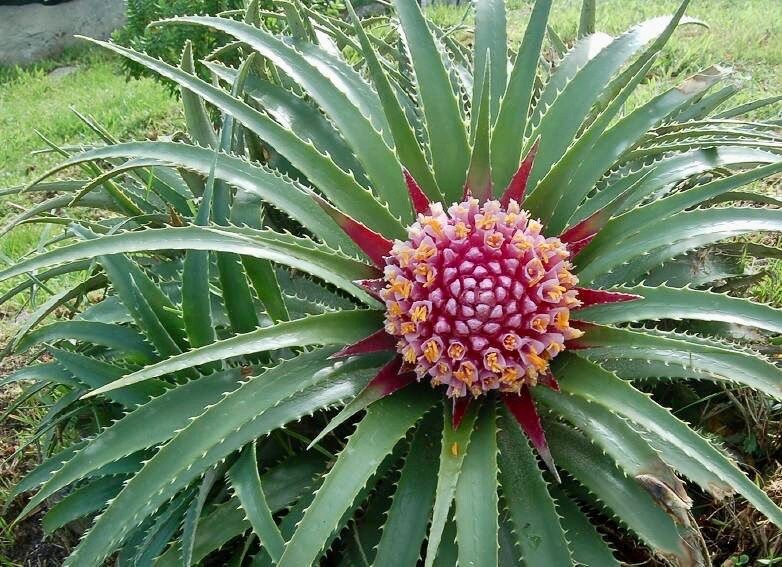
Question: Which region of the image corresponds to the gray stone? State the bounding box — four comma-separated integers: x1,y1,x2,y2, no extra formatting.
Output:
0,0,126,66
47,65,78,80
355,2,387,18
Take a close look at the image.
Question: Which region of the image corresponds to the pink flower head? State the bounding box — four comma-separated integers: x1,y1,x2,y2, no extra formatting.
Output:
381,198,583,398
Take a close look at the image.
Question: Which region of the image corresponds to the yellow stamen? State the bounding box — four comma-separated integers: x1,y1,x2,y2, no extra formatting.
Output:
390,276,412,299
410,304,429,324
500,366,519,384
448,342,466,360
554,310,570,329
388,302,403,317
423,339,441,363
528,219,542,234
400,321,416,335
454,221,470,239
526,368,539,387
414,242,436,261
512,232,531,251
528,351,548,372
527,259,545,285
546,285,566,301
403,345,417,364
485,232,504,249
538,242,555,265
422,217,444,237
454,361,477,384
476,213,496,230
531,316,548,333
415,264,437,288
397,246,413,268
568,327,585,339
484,351,504,373
546,342,563,356
502,334,518,351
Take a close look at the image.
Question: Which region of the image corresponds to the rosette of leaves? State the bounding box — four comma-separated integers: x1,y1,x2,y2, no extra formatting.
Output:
3,0,782,565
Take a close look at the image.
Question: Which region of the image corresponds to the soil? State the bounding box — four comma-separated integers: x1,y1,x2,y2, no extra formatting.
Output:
0,352,70,566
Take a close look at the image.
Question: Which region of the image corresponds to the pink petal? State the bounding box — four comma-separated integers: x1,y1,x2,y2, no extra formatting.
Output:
404,169,430,215
575,287,642,308
503,387,560,482
500,139,540,207
330,329,397,359
312,193,392,267
452,397,471,430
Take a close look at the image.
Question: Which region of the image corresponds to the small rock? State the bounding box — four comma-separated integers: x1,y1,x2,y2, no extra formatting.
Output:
355,2,387,18
47,65,78,80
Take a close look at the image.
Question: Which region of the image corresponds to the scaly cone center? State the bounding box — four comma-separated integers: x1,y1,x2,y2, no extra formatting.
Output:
381,198,584,398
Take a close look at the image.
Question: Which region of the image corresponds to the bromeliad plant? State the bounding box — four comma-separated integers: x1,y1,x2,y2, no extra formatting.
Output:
3,0,782,564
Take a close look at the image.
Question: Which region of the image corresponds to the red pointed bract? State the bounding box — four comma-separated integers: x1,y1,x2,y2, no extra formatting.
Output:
462,172,493,203
503,387,561,482
403,169,431,215
560,209,606,245
365,356,416,399
500,139,540,208
308,355,414,449
311,193,392,267
354,278,385,300
575,287,642,308
330,329,397,359
451,397,471,430
567,235,595,257
538,370,560,392
561,176,640,245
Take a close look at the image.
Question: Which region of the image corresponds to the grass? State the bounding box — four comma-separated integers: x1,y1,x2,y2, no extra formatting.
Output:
428,0,782,117
0,45,183,319
0,46,182,189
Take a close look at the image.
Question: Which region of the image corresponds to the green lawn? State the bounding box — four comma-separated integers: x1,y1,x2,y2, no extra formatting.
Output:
430,0,782,117
0,45,182,253
0,46,183,315
0,47,182,190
